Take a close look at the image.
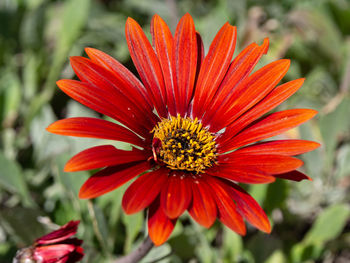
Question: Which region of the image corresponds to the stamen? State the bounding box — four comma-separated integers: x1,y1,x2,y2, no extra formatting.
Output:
152,114,217,173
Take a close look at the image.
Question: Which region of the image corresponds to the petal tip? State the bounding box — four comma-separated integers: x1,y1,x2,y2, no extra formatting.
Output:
63,163,74,172
126,17,137,27
46,123,56,133
262,38,269,54
152,14,161,20
78,189,94,199
84,47,95,55
69,56,79,63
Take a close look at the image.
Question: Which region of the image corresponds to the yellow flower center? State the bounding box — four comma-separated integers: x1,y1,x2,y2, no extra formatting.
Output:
152,115,217,173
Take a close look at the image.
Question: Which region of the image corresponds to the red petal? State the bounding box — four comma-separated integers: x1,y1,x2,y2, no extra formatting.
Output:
122,168,168,214
160,173,192,218
188,178,217,228
218,78,306,143
233,140,320,156
210,59,291,131
79,161,150,199
64,146,149,172
221,109,318,152
193,32,205,89
205,176,246,235
34,244,75,262
151,14,176,116
36,221,80,245
125,17,167,117
85,47,154,113
218,154,304,174
274,170,312,181
56,79,149,137
46,117,145,148
192,23,237,118
218,179,271,233
173,13,197,115
206,164,276,184
148,198,177,246
203,39,269,125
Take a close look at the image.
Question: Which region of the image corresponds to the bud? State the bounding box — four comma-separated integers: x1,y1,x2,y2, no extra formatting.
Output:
14,221,84,263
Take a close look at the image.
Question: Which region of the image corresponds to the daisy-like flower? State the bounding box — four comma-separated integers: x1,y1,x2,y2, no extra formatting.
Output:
47,14,319,246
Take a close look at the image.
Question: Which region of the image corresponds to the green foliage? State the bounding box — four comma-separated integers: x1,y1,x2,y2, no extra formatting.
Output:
0,0,350,262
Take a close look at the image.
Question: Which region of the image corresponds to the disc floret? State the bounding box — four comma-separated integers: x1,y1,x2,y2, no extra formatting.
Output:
152,115,217,173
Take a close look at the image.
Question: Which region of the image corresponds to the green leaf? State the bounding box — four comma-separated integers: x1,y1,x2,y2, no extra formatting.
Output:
291,242,324,263
139,243,172,263
222,229,243,262
0,70,21,124
319,98,350,173
265,250,287,263
55,153,89,197
89,201,110,254
22,52,41,101
121,211,143,253
53,0,90,64
299,122,323,179
304,203,350,244
335,144,350,179
0,152,33,207
25,0,91,126
0,207,45,245
248,184,269,205
30,105,69,163
264,179,289,213
246,234,282,263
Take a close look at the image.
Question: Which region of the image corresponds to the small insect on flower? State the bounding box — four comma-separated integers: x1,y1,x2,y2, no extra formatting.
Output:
47,13,319,246
14,220,84,263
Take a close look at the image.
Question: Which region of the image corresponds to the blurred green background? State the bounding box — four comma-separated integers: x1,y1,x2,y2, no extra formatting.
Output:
0,0,350,262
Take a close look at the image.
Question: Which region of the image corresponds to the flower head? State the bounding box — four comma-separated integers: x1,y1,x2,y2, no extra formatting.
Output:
14,221,84,263
47,14,319,246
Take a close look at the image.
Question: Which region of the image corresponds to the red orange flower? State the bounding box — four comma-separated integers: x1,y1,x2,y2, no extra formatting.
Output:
14,221,84,263
47,14,319,245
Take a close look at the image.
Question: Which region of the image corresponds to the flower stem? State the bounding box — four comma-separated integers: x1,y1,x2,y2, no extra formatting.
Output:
114,236,154,263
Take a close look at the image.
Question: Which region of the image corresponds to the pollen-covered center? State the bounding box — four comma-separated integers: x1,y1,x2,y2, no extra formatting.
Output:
152,115,217,173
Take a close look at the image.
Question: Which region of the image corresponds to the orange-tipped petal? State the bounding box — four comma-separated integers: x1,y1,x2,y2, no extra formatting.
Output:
122,168,168,214
192,22,237,118
64,146,149,172
125,17,167,117
188,178,217,228
172,13,197,115
160,173,192,218
46,117,145,147
205,176,246,235
79,161,150,199
193,32,205,88
220,180,271,233
151,14,176,116
148,199,177,246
